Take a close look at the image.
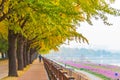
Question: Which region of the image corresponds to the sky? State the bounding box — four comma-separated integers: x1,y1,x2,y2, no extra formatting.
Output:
61,0,120,52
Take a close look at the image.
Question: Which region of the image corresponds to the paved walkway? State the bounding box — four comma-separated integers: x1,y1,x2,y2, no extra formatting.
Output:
18,59,49,80
0,59,49,80
0,60,8,79
0,64,8,79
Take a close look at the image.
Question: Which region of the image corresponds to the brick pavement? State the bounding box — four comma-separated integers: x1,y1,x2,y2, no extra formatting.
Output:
18,59,49,80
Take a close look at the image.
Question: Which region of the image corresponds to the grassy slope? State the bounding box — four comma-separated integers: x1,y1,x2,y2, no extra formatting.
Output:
66,64,111,80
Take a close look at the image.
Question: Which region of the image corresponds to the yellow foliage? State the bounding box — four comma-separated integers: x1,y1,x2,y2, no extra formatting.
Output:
53,47,59,51
51,0,60,6
40,41,46,50
60,13,66,18
74,4,80,12
0,22,8,38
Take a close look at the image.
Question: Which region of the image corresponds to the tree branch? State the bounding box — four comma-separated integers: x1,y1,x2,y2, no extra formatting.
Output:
0,12,8,22
20,18,28,29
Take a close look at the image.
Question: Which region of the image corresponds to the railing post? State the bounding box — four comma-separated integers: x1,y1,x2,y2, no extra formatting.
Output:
62,71,68,80
68,68,73,76
68,77,75,80
77,75,81,80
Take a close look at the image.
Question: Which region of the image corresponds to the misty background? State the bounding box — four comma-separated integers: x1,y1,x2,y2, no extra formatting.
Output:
45,47,120,66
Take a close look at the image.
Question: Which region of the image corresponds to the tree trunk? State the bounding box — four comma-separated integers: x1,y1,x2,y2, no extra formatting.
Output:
29,53,32,64
26,49,30,65
23,42,27,67
30,48,38,63
1,53,4,59
17,34,24,70
8,30,18,76
26,42,30,65
30,48,34,64
5,52,8,58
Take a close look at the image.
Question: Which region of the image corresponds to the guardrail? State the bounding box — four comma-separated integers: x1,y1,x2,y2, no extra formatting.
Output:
43,57,89,80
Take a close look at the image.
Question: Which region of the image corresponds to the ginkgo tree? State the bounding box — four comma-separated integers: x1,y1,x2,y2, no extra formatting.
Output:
0,22,8,58
0,0,120,77
0,36,8,58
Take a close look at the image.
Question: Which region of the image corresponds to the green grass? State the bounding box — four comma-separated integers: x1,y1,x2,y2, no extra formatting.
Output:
80,68,111,80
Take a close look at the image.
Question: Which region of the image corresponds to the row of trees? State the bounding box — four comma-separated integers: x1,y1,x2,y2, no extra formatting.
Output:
0,0,120,77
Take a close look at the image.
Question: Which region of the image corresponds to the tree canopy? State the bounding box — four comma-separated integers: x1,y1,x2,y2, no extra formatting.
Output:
0,0,120,54
0,0,120,53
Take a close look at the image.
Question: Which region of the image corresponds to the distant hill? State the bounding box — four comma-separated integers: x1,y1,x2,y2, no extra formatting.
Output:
46,47,120,65
50,47,120,57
